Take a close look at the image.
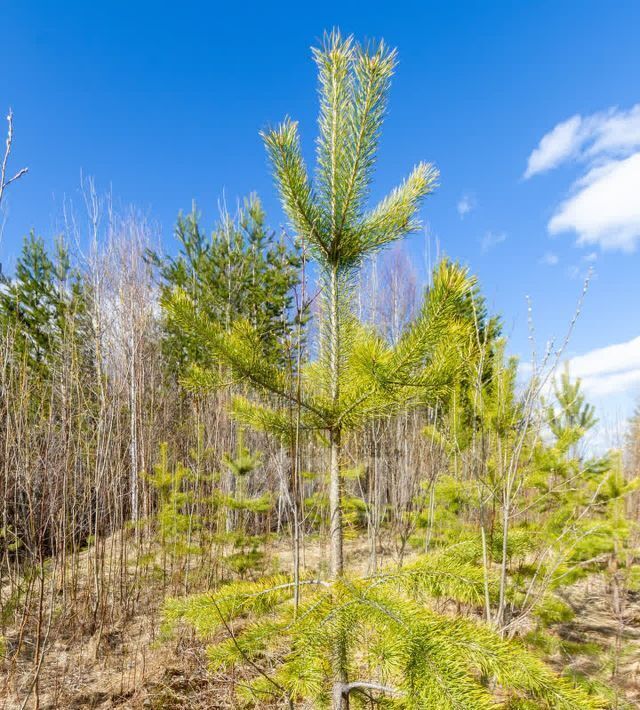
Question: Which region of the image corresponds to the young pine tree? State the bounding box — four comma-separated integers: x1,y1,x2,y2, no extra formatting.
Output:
168,31,474,582
164,32,603,709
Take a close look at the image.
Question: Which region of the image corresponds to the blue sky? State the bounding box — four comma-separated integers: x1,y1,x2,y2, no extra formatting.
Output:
1,1,639,438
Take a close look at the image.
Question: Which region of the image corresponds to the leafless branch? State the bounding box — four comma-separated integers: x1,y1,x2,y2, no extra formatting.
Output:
0,108,28,210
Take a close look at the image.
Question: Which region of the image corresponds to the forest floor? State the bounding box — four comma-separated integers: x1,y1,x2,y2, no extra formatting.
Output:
1,535,639,709
554,577,640,706
1,535,380,709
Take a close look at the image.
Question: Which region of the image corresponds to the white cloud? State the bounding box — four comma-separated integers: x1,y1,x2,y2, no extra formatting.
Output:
457,193,476,218
540,251,559,266
480,230,506,252
549,153,640,251
525,104,640,251
586,104,640,157
580,368,640,398
567,336,640,379
517,337,640,453
566,335,640,397
524,115,583,178
561,337,640,453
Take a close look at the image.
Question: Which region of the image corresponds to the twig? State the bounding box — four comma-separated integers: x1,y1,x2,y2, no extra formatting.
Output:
0,108,28,211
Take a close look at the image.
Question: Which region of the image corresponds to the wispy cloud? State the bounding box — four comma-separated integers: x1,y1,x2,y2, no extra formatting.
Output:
480,230,506,252
540,251,559,266
524,115,584,178
457,193,476,218
525,104,640,251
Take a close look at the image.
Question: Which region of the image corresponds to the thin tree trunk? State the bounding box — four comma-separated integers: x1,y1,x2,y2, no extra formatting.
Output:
328,266,346,708
129,328,139,522
329,428,343,579
328,265,343,580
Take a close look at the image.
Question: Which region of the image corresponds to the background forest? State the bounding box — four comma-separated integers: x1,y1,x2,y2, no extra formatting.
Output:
1,30,640,710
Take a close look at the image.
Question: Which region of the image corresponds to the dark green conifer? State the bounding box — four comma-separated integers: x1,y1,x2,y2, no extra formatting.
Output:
151,194,301,374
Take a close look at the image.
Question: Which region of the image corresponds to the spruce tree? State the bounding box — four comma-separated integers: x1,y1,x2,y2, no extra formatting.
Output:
151,194,300,374
0,232,91,382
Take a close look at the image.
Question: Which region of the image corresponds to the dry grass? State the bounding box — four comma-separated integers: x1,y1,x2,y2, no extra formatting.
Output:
1,534,405,709
2,534,638,709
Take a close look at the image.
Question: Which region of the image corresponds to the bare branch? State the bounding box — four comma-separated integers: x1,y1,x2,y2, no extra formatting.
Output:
0,108,29,211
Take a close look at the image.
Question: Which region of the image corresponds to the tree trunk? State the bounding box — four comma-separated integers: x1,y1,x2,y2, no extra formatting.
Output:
328,266,347,708
328,265,343,579
333,683,349,710
329,428,343,578
129,328,139,522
